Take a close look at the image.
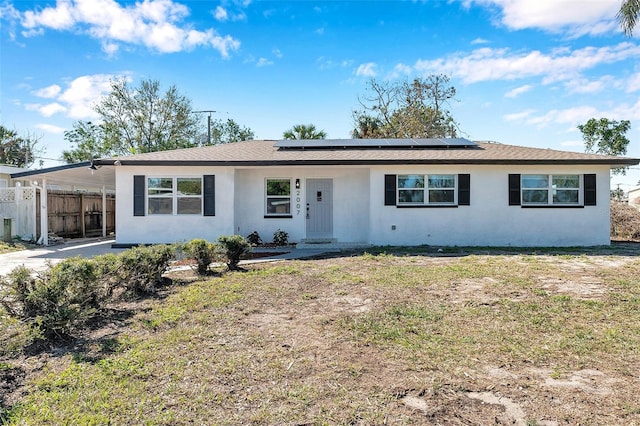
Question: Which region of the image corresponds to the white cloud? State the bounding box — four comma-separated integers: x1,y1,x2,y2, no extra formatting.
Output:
272,48,282,58
101,40,119,56
58,74,116,118
355,62,377,77
471,37,489,45
256,57,273,67
509,99,640,129
28,74,121,120
527,106,601,127
32,84,62,98
414,42,640,84
503,109,536,122
36,123,67,134
563,76,617,94
214,6,228,21
317,57,352,70
213,3,247,21
386,63,412,80
504,84,532,98
22,0,75,30
560,140,583,147
470,0,619,35
16,0,240,57
26,102,67,117
626,73,640,92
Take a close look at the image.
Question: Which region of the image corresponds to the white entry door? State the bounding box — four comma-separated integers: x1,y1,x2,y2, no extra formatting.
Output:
306,179,333,239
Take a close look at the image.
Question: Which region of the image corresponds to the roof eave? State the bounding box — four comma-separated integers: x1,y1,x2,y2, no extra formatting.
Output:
93,158,640,167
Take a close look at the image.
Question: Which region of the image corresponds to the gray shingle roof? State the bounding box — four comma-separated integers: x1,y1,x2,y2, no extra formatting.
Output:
94,139,639,167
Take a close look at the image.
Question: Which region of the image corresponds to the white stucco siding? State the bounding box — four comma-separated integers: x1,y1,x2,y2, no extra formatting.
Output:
115,166,235,244
369,165,611,247
234,167,370,243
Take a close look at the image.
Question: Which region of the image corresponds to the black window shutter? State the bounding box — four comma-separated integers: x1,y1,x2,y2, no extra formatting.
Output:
203,175,215,216
584,174,596,206
133,175,145,216
458,174,470,206
508,174,521,206
384,174,396,206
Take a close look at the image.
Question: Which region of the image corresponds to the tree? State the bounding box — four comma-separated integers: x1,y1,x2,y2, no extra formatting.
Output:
577,118,631,175
0,125,43,168
94,78,201,155
352,75,459,139
283,124,327,140
618,0,640,36
62,121,112,163
209,119,255,144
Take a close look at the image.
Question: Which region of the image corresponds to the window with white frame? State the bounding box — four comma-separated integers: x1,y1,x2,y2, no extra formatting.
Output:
521,174,580,205
265,178,291,216
398,174,456,205
147,177,202,215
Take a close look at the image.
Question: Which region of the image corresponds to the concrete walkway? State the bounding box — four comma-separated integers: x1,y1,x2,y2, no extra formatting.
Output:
0,238,126,276
0,239,339,276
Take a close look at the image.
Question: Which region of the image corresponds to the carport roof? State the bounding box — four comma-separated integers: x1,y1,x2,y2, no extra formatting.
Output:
10,161,115,190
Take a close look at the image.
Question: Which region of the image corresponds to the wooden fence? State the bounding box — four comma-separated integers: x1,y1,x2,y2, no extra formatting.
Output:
36,190,116,238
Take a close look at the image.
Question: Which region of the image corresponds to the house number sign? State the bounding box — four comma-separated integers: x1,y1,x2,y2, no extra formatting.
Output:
296,189,301,216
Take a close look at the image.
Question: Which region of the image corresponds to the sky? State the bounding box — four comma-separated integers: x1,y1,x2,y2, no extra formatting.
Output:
1,0,640,191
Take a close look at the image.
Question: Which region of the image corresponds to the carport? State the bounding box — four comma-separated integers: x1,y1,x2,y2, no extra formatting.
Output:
10,162,115,245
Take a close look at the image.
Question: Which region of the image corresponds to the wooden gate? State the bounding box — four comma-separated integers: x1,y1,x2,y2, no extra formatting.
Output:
36,190,116,238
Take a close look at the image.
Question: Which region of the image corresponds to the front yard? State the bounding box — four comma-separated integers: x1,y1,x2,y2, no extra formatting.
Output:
2,245,640,424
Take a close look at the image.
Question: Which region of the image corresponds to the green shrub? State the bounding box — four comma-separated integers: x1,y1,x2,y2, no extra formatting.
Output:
217,235,252,271
183,239,217,275
273,229,289,246
0,306,38,357
91,252,124,294
0,259,104,338
116,245,175,295
246,231,262,246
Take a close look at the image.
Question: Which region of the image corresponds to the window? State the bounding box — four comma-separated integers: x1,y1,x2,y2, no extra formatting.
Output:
266,178,291,216
398,174,456,205
147,177,202,215
521,174,579,205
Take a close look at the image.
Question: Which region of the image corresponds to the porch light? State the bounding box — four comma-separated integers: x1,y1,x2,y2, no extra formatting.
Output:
88,162,101,175
295,178,300,189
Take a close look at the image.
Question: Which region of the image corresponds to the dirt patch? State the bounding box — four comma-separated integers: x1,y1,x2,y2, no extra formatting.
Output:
4,248,640,424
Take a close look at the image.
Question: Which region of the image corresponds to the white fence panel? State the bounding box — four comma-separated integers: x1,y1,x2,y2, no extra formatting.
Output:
0,187,36,241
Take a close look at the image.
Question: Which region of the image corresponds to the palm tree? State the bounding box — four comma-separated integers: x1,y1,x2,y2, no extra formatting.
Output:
618,0,640,36
283,124,327,140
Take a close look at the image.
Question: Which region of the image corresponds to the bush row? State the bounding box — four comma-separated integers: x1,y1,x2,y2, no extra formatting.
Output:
0,244,175,343
181,235,252,273
0,235,252,352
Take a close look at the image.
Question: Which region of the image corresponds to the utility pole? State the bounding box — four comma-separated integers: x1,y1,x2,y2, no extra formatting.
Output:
193,110,217,145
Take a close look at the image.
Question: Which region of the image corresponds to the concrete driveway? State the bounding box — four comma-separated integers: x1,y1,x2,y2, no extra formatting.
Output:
0,238,125,276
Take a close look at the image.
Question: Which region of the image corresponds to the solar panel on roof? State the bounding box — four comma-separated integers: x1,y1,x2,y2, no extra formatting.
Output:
274,138,477,150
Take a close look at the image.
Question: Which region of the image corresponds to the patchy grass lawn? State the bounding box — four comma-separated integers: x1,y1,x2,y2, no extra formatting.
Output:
3,246,640,425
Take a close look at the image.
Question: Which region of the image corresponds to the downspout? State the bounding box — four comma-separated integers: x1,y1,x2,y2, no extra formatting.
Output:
36,178,48,245
102,186,107,238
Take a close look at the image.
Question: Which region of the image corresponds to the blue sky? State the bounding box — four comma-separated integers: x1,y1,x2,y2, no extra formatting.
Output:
1,0,640,190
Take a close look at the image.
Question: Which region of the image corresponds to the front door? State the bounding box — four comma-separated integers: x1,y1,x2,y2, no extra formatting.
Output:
306,179,333,239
